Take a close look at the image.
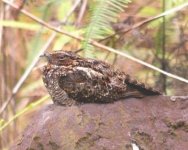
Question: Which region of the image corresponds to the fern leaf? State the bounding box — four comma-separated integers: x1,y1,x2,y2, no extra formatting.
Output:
82,0,131,57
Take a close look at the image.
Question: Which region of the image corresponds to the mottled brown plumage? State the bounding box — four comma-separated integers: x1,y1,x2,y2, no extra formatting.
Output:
41,50,161,106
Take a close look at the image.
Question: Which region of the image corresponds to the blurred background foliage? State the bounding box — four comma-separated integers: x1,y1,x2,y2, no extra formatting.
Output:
0,0,188,149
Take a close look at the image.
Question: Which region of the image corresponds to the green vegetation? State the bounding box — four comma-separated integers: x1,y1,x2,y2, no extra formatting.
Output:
0,0,188,149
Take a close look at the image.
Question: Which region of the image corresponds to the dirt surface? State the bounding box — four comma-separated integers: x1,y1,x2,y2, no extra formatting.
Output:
12,96,188,150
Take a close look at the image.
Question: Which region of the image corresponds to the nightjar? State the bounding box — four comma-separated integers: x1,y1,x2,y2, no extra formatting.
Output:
41,50,161,106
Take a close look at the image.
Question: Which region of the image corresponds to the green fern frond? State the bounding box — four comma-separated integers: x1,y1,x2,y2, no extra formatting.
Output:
82,0,131,57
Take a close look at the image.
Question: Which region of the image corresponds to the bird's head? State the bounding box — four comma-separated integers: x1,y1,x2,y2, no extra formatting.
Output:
40,50,81,66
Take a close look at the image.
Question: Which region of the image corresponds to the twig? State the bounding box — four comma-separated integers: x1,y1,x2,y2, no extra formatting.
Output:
62,0,81,23
161,0,167,93
0,33,56,115
2,0,188,84
0,0,82,114
0,96,48,132
91,41,188,84
1,0,188,116
102,2,188,41
0,2,5,106
2,0,83,40
75,0,87,26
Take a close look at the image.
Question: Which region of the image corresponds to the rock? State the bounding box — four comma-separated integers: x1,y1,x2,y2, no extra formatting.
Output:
12,96,188,150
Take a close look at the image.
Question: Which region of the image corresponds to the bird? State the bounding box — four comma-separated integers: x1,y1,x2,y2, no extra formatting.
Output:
41,50,161,106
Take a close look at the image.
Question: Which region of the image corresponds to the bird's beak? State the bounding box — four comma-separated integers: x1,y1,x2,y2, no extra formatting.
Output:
37,52,51,73
40,52,51,62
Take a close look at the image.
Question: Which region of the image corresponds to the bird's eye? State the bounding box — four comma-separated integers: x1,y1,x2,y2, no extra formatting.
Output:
56,56,65,60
